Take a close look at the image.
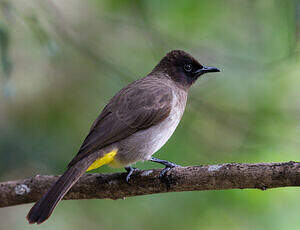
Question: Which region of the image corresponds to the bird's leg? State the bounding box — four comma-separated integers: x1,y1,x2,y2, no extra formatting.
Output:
124,166,139,184
150,157,180,179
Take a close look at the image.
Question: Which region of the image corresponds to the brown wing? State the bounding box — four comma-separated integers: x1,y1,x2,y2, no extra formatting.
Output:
68,78,173,167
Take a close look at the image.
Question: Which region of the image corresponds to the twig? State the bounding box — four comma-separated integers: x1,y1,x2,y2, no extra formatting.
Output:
1,161,299,208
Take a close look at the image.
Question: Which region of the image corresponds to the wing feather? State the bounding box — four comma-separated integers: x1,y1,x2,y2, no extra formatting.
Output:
68,78,172,167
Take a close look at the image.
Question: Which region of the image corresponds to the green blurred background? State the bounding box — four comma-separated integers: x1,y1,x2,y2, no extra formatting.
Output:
0,0,300,229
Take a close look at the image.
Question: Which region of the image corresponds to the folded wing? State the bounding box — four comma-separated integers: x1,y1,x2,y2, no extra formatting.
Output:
68,78,173,167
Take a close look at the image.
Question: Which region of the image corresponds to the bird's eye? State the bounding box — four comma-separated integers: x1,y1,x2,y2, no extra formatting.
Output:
184,63,192,72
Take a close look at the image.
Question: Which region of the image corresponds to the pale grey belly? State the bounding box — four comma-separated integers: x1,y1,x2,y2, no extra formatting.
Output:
112,113,181,166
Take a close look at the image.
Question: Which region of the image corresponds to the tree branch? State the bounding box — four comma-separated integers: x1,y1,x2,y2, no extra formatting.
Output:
1,161,300,208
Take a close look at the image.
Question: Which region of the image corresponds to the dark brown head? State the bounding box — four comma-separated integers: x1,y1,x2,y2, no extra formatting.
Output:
153,50,220,88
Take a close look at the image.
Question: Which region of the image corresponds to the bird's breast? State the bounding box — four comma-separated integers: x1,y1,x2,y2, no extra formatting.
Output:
113,88,187,166
145,108,182,154
145,90,186,154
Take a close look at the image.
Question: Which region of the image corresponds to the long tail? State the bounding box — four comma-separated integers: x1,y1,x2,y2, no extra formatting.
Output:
26,154,98,224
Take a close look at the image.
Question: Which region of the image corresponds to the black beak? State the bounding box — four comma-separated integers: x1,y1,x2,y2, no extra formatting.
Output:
194,66,220,77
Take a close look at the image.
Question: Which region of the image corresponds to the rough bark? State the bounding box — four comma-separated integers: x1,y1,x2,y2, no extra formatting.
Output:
1,161,300,208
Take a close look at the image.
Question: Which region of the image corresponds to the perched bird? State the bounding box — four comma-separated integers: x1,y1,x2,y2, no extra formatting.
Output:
26,50,220,224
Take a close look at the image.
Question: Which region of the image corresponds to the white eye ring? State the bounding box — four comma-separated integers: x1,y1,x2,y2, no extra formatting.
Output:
184,64,192,72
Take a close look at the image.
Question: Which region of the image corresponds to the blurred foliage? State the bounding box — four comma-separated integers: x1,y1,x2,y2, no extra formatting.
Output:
0,0,300,229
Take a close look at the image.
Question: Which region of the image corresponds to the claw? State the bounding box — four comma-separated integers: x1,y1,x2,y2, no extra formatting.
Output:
159,167,171,179
159,164,179,179
124,166,138,184
149,157,180,185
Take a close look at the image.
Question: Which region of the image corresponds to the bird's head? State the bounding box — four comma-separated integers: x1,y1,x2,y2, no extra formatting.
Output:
153,50,220,88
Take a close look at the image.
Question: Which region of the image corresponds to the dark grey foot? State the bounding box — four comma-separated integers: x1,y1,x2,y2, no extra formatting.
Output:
150,157,180,179
124,166,139,184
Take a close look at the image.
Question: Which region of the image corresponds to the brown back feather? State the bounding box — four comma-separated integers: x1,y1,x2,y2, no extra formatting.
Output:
68,76,173,167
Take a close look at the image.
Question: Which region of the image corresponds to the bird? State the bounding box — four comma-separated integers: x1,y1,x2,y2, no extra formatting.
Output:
26,50,220,224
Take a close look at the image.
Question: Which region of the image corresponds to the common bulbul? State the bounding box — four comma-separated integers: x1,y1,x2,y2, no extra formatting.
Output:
26,50,220,224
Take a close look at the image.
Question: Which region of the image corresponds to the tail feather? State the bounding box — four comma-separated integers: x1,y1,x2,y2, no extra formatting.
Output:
27,155,97,224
